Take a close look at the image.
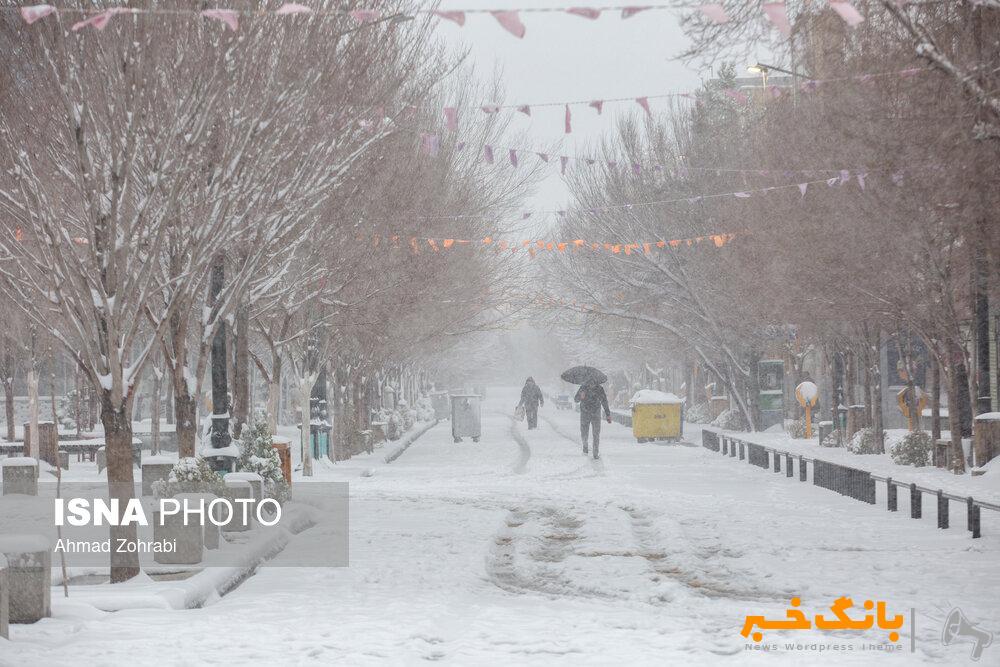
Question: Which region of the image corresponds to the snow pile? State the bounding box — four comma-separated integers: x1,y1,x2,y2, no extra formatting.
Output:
845,427,880,455
628,390,683,406
1,456,37,467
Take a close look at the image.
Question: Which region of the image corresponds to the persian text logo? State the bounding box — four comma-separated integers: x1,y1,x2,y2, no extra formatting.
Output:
742,596,905,644
941,607,993,661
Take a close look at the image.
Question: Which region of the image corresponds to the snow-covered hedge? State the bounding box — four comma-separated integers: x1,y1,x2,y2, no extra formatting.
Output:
685,402,711,424
787,417,807,439
821,431,841,448
846,428,880,455
890,430,934,467
152,456,227,498
711,407,747,431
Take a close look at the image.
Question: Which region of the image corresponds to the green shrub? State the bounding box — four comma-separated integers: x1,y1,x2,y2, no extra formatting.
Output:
152,456,226,498
787,418,807,439
237,418,290,503
846,428,881,455
890,430,933,467
685,402,711,424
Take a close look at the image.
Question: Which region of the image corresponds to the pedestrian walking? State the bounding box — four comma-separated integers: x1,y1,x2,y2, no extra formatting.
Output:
517,377,544,430
575,380,611,459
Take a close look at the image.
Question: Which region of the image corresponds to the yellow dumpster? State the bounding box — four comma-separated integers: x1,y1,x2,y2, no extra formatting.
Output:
630,390,684,442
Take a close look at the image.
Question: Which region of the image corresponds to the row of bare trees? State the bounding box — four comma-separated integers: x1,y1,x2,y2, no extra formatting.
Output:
0,2,535,581
543,4,998,473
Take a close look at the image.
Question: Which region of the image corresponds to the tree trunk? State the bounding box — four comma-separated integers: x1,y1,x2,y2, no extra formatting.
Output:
100,395,140,583
3,380,14,443
930,355,942,442
299,377,314,477
151,367,161,456
27,365,39,459
974,242,992,415
266,355,282,435
947,355,967,474
174,389,198,458
232,301,250,440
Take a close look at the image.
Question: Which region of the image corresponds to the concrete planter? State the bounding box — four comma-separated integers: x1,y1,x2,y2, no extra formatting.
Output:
152,494,205,565
2,457,38,496
0,535,51,623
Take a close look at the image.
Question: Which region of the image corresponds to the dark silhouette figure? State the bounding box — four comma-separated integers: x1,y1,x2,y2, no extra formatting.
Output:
518,377,544,430
575,381,611,459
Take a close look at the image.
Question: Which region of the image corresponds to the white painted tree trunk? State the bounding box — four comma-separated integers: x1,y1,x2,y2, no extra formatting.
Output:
27,367,39,459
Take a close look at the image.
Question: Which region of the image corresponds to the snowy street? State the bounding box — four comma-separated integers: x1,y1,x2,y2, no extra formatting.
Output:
6,387,998,665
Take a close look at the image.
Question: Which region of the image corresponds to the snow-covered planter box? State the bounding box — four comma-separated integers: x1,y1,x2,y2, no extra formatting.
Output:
890,431,934,467
2,457,38,496
0,534,51,623
221,478,254,532
141,455,177,496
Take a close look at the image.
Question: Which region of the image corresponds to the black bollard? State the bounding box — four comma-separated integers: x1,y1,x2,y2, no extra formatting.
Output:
937,490,948,529
910,483,921,519
887,479,897,512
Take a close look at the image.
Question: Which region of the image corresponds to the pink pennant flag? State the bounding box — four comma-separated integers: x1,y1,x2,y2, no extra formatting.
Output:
509,149,519,168
350,10,380,23
622,7,651,19
891,171,904,186
567,8,601,20
839,169,851,184
444,107,458,131
798,183,808,197
762,3,792,37
856,171,867,190
632,164,642,175
589,100,604,114
492,11,526,38
517,105,531,116
456,142,466,152
829,1,864,27
564,104,572,134
20,4,56,24
801,79,821,92
420,133,440,157
523,212,533,220
560,156,569,175
484,145,495,164
724,89,748,105
733,191,751,198
826,177,839,187
636,97,652,116
72,8,128,31
697,4,729,23
433,10,466,26
276,3,312,15
481,105,500,114
202,9,239,32
537,153,550,162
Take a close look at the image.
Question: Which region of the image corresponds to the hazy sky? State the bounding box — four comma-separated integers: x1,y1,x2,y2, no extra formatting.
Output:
433,1,711,216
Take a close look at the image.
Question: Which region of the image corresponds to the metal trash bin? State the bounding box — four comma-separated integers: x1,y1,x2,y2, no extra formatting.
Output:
630,390,684,442
451,394,481,443
431,391,451,420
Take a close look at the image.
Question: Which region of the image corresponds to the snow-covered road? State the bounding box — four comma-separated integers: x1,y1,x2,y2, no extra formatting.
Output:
5,386,999,665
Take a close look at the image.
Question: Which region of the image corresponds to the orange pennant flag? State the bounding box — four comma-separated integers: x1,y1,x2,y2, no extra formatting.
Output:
428,239,440,251
656,240,665,248
557,242,567,252
410,237,420,254
482,236,493,244
443,239,455,248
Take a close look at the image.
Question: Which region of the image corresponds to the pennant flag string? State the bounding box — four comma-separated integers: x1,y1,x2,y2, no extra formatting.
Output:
12,2,872,37
370,173,892,226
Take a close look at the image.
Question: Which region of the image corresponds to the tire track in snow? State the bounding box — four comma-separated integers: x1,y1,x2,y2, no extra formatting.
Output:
503,413,532,475
621,505,795,603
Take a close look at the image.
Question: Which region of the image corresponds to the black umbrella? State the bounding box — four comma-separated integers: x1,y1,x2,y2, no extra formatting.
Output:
560,365,608,385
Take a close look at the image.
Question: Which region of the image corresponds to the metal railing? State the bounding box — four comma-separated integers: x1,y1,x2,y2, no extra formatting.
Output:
702,429,998,539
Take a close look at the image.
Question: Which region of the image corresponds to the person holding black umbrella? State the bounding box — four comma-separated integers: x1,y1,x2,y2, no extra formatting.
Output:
562,366,612,460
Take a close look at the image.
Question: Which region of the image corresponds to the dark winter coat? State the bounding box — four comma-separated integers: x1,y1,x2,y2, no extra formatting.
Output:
574,383,610,418
519,381,544,408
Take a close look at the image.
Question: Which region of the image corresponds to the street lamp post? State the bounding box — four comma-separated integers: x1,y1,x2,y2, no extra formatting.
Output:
747,62,809,106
